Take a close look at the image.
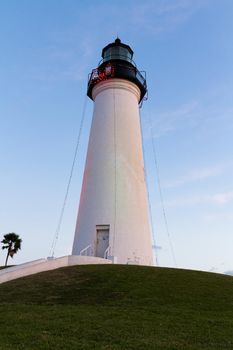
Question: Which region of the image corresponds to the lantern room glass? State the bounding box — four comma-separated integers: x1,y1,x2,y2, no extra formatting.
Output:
102,46,133,63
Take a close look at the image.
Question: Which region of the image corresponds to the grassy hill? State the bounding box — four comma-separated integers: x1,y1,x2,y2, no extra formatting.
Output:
0,265,233,350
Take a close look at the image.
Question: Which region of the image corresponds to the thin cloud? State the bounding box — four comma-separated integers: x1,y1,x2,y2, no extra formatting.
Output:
205,212,233,222
144,96,233,139
163,164,228,188
143,100,199,139
131,0,209,35
29,0,211,83
31,35,94,82
212,192,233,205
165,191,233,207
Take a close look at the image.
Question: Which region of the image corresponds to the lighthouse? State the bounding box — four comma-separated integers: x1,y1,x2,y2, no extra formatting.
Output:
72,39,153,266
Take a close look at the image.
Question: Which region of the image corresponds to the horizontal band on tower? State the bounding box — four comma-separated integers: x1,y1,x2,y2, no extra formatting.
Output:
92,79,141,102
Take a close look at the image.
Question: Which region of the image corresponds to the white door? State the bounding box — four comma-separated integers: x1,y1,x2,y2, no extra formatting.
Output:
96,227,109,258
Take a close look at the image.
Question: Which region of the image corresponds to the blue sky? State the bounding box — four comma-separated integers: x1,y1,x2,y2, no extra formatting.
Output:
0,0,233,273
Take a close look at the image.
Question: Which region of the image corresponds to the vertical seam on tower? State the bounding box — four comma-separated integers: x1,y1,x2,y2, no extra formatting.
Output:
112,87,117,256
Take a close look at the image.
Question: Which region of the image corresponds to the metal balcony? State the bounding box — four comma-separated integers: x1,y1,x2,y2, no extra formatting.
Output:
87,62,147,103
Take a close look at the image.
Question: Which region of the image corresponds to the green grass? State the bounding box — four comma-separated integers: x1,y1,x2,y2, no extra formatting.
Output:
0,265,233,349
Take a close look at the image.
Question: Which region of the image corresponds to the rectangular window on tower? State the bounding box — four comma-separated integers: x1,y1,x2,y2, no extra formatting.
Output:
95,225,110,258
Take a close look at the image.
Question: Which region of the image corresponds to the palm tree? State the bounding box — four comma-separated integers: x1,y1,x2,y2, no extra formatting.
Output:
1,233,22,267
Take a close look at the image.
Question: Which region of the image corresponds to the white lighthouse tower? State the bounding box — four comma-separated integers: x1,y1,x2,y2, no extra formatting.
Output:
72,39,153,266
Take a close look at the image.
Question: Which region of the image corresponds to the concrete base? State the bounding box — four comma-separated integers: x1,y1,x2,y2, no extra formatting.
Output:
0,255,112,284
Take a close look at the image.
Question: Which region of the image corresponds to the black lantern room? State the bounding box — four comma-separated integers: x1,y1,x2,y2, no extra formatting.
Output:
87,38,147,103
101,38,133,64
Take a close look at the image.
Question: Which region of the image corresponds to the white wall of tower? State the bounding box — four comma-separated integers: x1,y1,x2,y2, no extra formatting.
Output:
72,79,153,266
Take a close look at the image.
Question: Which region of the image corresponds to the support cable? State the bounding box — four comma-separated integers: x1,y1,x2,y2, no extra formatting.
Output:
49,95,88,257
148,113,177,267
140,110,159,266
